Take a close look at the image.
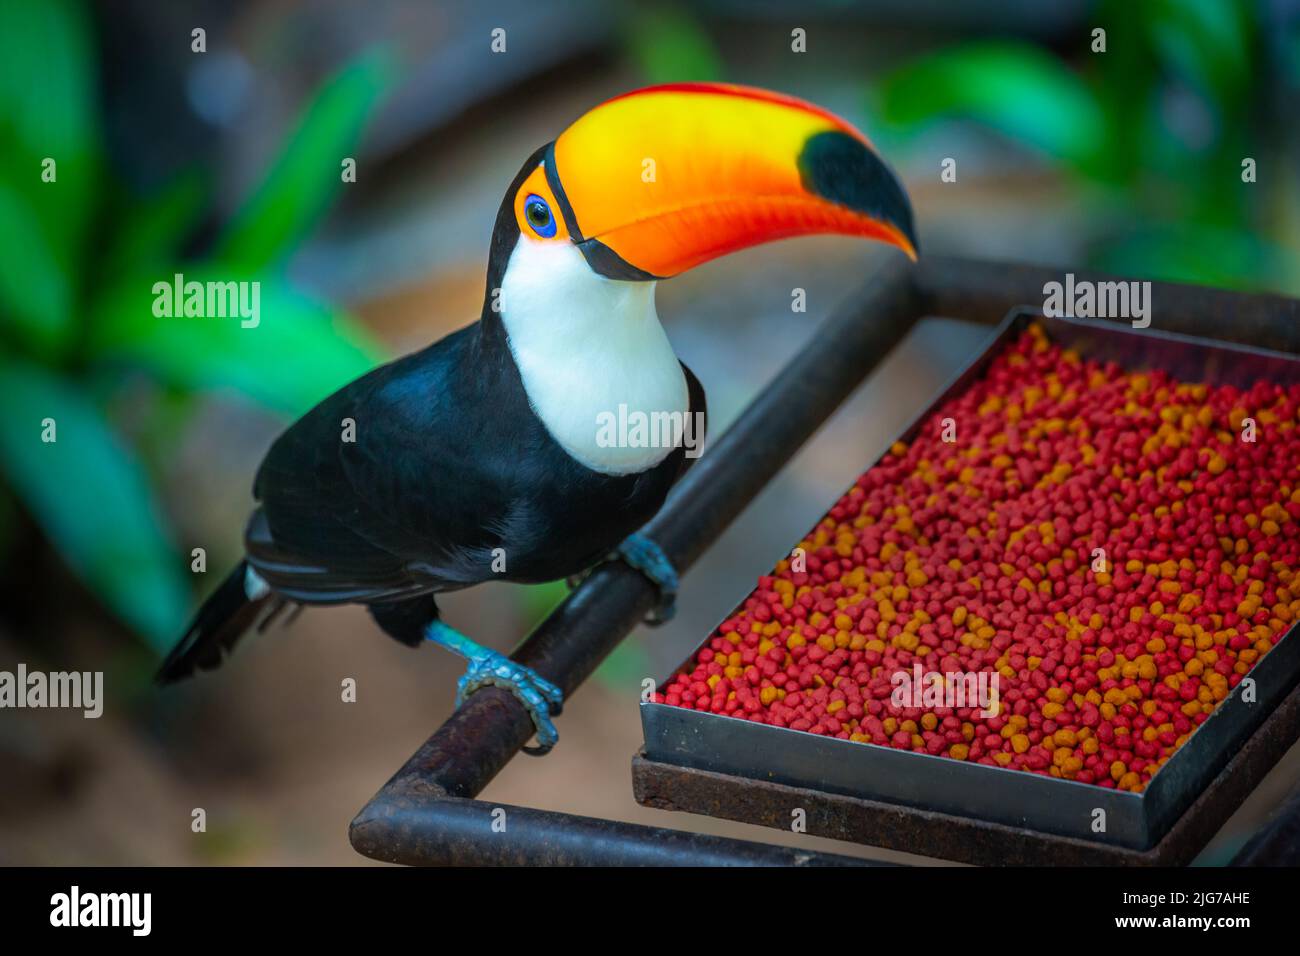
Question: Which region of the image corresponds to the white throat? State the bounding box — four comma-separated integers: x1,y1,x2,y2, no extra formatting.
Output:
498,236,688,475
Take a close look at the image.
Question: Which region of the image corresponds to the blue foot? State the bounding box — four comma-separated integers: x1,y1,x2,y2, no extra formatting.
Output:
425,620,564,756
616,532,679,625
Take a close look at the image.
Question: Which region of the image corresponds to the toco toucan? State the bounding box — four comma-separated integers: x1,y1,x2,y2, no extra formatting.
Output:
157,82,919,753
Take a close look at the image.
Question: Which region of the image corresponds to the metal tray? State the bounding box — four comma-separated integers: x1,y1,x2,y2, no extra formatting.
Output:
642,309,1300,851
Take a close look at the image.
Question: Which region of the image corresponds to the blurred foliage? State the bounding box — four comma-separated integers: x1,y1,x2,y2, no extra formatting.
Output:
624,4,723,83
0,0,389,652
516,577,652,693
594,637,654,693
877,0,1298,292
517,579,569,626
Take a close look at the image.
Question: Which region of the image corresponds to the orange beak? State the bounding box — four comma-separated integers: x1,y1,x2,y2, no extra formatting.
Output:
545,82,918,280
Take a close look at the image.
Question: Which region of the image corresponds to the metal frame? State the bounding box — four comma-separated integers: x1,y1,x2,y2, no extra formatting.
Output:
641,310,1300,852
635,680,1300,867
349,256,1300,866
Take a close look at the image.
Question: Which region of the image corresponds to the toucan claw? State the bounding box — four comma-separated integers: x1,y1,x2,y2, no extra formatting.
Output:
426,620,564,756
616,532,679,625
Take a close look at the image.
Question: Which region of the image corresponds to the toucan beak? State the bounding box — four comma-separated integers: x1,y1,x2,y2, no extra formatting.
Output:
547,82,918,280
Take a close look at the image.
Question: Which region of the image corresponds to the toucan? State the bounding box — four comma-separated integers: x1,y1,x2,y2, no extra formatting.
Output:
157,82,919,753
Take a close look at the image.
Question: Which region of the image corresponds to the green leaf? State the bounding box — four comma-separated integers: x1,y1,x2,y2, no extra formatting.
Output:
625,6,723,83
1088,226,1297,294
516,580,569,629
0,182,73,355
594,636,653,693
1288,28,1300,85
1144,0,1253,111
0,0,101,278
0,0,97,161
0,359,190,651
877,42,1109,178
214,52,393,273
101,172,209,280
88,269,386,417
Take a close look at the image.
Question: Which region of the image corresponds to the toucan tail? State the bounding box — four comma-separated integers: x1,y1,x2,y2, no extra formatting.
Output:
156,561,277,684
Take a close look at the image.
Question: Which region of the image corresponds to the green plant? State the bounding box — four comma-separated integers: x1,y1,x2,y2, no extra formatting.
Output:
623,3,723,83
0,0,390,652
876,0,1298,292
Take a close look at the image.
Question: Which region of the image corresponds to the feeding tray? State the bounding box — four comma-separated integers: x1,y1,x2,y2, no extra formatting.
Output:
638,309,1300,858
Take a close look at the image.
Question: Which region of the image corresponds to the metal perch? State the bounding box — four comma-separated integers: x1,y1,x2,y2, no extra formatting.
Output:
349,256,1300,866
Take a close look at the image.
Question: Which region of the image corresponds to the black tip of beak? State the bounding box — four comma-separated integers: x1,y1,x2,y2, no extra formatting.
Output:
798,130,920,257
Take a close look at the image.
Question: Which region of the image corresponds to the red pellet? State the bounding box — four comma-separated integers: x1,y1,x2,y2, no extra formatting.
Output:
658,323,1300,792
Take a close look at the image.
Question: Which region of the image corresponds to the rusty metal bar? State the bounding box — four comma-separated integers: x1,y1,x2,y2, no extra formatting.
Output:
350,795,877,866
351,257,1300,866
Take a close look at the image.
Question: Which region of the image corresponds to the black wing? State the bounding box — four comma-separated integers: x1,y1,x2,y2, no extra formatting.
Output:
244,325,542,603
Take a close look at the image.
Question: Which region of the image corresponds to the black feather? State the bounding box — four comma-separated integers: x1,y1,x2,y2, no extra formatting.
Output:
155,562,272,684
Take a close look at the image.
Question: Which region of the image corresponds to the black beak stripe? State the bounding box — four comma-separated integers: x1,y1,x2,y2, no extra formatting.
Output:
797,131,920,256
543,141,662,282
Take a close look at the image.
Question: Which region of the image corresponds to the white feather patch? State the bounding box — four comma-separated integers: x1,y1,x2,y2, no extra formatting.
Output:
499,237,688,475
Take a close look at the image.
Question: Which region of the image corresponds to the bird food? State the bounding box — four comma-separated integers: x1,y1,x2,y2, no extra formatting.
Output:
656,321,1300,794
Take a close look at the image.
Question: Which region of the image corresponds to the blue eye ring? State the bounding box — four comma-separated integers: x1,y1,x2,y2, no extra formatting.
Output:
523,193,557,238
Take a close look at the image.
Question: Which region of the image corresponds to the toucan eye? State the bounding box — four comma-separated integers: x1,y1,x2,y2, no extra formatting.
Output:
524,194,556,238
